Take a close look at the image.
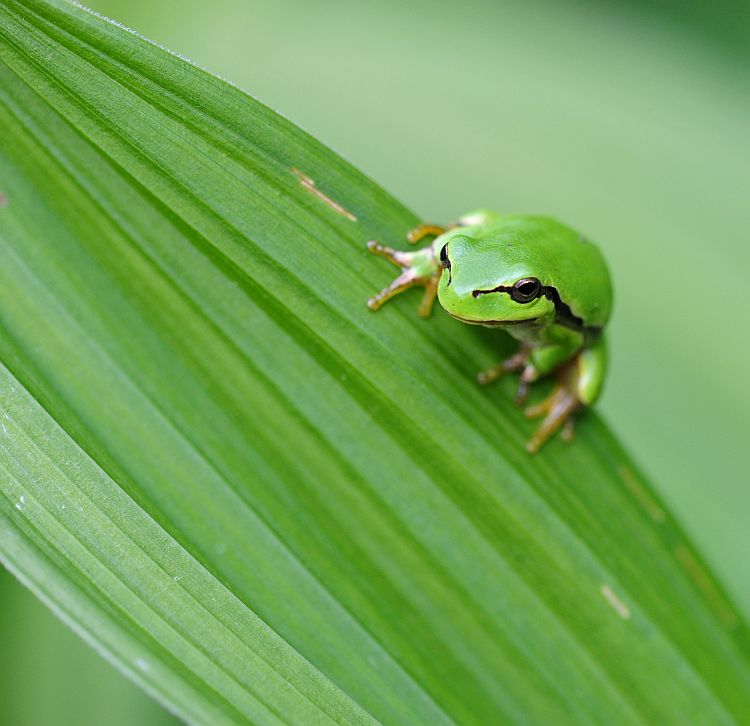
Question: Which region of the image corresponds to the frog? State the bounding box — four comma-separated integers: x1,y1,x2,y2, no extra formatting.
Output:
366,209,612,453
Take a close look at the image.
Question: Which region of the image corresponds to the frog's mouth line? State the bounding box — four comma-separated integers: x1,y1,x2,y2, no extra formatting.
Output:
446,312,539,327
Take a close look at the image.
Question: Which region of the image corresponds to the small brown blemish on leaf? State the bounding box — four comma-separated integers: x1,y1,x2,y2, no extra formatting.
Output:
619,465,666,523
292,168,356,222
0,193,8,208
600,584,631,620
673,544,738,629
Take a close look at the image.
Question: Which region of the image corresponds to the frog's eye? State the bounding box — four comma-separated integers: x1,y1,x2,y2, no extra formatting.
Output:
511,277,542,303
439,243,450,268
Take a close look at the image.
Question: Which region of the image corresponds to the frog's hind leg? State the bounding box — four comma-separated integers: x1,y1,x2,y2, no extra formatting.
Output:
523,336,607,453
523,364,581,454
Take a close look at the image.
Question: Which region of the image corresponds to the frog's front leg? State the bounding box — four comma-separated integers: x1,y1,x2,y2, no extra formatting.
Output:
406,224,449,245
524,335,607,453
366,240,440,317
479,328,581,402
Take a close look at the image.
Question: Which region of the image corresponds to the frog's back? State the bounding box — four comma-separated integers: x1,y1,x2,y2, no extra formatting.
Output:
471,213,613,328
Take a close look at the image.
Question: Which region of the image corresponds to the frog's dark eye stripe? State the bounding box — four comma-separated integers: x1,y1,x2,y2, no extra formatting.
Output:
439,243,452,285
439,243,450,268
473,277,542,304
472,279,592,335
511,277,542,303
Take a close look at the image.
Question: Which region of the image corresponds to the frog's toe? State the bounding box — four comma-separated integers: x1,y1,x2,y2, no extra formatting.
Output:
417,277,439,318
514,379,530,406
561,417,576,442
524,386,567,419
367,269,419,311
513,365,539,405
367,240,409,266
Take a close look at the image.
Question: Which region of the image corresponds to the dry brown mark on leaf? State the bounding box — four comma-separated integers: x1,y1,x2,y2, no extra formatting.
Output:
619,465,666,523
673,544,738,629
292,168,357,222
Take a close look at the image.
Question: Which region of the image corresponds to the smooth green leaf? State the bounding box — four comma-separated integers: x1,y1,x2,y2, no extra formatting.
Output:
1,0,749,722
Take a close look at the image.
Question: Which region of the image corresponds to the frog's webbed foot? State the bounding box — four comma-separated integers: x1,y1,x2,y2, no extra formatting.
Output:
477,345,532,386
523,359,582,454
366,240,440,317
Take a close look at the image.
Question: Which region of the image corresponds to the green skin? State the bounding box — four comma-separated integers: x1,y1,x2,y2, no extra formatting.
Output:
366,209,613,453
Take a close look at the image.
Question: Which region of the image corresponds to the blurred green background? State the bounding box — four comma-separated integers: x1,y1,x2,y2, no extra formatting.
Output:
3,0,748,722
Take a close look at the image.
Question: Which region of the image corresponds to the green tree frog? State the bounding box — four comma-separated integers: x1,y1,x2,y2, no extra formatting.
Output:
366,209,612,453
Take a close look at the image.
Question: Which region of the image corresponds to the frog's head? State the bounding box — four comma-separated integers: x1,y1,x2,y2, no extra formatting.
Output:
436,234,556,327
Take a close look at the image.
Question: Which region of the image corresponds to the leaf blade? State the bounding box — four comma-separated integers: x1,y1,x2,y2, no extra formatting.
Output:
0,362,375,726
